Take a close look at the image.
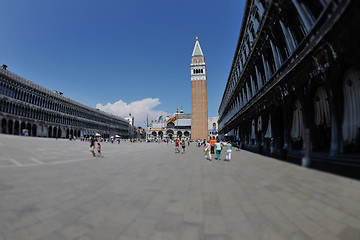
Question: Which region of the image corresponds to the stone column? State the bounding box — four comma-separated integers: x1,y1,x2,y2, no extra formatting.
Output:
245,42,250,56
247,29,254,44
282,100,292,151
270,40,281,70
251,16,259,33
292,0,314,33
327,78,342,155
250,76,256,95
255,65,263,89
262,54,271,81
254,0,265,17
297,90,308,152
279,20,296,53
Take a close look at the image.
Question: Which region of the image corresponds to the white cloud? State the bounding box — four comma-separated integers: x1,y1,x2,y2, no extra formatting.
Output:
96,98,166,127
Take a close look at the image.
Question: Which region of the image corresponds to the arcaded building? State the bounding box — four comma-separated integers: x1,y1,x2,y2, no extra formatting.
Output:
191,37,209,140
0,66,131,138
148,109,191,140
218,0,360,165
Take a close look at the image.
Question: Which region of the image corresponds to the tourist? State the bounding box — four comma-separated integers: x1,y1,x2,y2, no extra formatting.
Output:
89,136,96,157
175,139,180,153
97,143,102,158
215,139,222,160
204,140,211,160
236,138,241,151
210,137,215,154
270,138,275,156
181,140,186,153
225,140,232,162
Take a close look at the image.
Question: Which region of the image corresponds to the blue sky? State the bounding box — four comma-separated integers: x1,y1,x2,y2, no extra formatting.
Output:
0,0,245,127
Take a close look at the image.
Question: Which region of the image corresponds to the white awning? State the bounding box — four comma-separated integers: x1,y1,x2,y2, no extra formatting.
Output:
251,119,255,139
264,116,272,138
291,99,303,141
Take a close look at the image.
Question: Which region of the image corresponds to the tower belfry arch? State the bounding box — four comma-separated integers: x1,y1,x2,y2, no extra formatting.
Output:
191,37,208,140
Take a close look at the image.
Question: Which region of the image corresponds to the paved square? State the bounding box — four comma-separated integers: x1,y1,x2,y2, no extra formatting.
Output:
1,134,360,240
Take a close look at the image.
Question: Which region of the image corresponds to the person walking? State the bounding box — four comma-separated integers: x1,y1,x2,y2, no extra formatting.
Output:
215,139,222,160
89,136,96,157
174,139,180,153
236,138,241,151
210,137,215,154
225,140,232,161
204,140,211,160
181,140,186,154
97,143,102,158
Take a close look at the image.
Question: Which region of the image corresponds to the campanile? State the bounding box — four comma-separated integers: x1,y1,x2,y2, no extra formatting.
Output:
191,37,208,140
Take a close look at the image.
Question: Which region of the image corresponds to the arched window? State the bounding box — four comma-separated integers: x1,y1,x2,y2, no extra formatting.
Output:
302,0,326,22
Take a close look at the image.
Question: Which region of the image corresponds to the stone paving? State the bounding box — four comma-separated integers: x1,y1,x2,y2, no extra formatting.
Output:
1,134,360,240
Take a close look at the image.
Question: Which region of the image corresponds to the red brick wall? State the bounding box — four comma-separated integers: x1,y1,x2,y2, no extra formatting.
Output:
191,80,208,140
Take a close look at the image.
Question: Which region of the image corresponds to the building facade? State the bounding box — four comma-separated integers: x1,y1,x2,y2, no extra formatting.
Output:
218,0,360,165
191,37,209,140
124,115,135,127
0,66,131,138
147,109,191,140
147,110,218,141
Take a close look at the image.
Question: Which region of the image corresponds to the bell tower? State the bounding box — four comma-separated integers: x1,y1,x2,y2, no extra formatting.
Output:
191,37,208,140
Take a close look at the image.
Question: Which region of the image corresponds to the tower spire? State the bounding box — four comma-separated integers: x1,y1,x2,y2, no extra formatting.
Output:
192,37,204,56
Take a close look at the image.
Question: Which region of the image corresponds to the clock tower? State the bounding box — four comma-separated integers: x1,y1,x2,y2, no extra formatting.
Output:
191,37,208,140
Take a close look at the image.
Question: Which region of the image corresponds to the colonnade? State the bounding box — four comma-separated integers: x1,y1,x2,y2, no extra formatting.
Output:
0,69,130,138
220,0,333,120
219,0,360,158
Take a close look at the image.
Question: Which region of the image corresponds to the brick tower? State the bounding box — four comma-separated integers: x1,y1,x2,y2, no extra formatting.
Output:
191,37,208,140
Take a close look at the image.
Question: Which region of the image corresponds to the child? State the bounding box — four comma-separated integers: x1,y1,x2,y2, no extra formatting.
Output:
97,143,102,158
204,140,211,160
225,140,232,162
175,140,180,153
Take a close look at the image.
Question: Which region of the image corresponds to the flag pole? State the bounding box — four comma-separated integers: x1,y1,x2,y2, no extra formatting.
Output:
146,113,148,140
177,113,178,140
